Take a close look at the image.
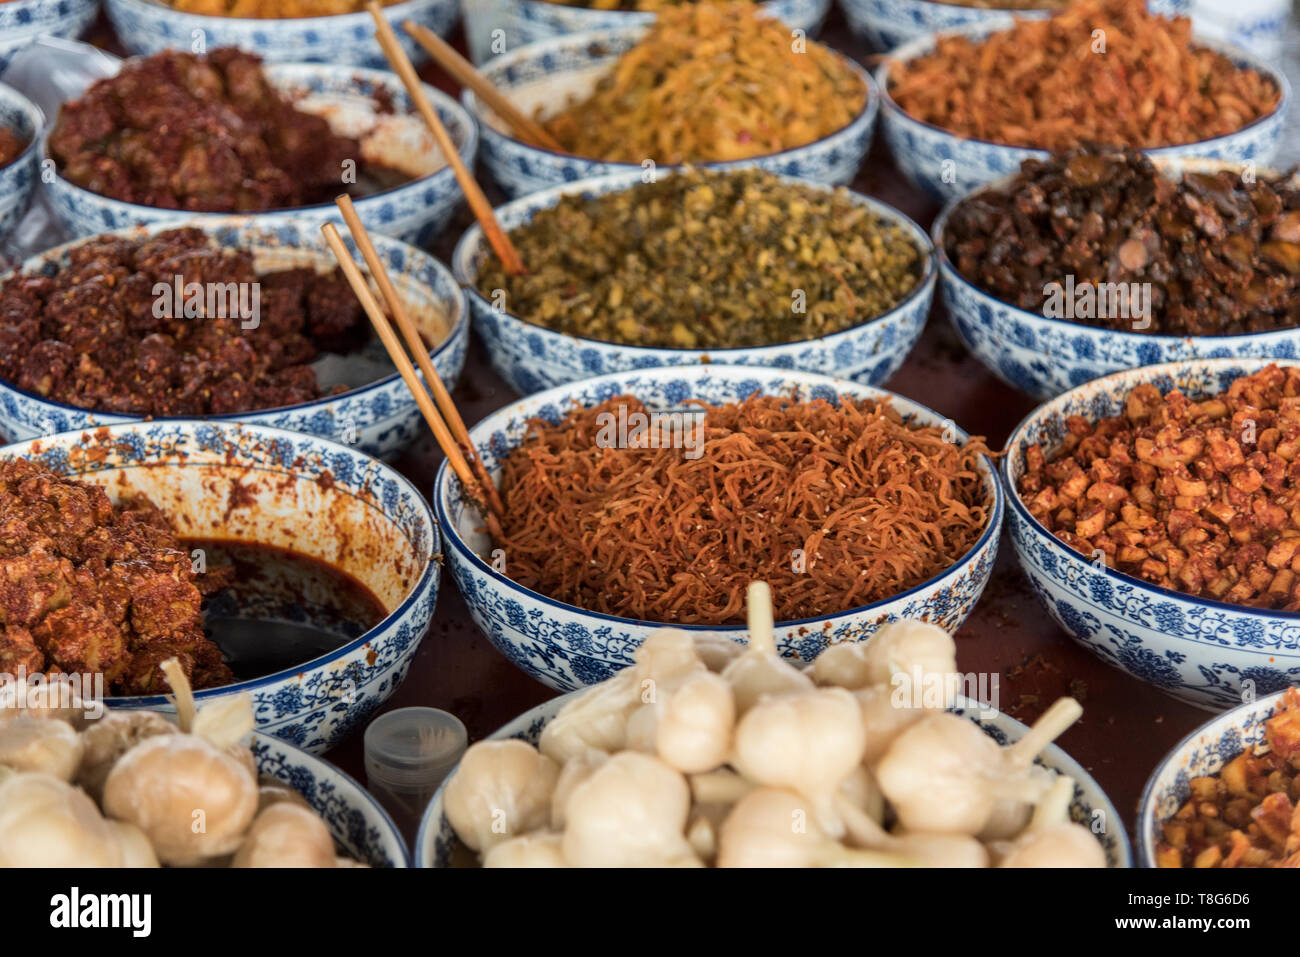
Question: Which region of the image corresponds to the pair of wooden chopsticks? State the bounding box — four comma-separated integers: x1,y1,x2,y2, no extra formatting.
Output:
365,1,526,276
321,203,505,537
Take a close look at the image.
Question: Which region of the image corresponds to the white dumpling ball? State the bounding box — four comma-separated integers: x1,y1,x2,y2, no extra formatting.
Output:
0,716,83,780
444,740,558,852
232,802,337,868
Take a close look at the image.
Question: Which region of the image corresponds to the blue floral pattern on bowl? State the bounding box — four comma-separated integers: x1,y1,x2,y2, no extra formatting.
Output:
0,0,99,71
1004,358,1300,710
453,169,936,393
3,419,439,754
839,0,1187,51
415,692,1131,867
104,0,457,67
42,62,477,247
0,219,468,460
494,0,830,50
1136,688,1292,867
933,165,1300,402
435,364,1004,692
253,732,409,866
467,27,878,198
875,23,1288,203
0,82,41,246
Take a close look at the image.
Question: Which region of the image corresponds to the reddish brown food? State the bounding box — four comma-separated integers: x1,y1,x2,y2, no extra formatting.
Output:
888,0,1280,151
944,149,1300,336
494,394,993,625
0,227,367,416
0,124,26,169
48,48,386,211
0,458,233,695
1019,365,1300,610
1156,688,1300,867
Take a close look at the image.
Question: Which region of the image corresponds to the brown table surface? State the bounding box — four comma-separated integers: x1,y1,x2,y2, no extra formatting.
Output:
81,8,1210,846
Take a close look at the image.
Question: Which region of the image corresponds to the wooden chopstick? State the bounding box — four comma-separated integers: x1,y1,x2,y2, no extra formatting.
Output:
321,222,504,533
367,2,525,276
334,193,506,518
403,20,565,153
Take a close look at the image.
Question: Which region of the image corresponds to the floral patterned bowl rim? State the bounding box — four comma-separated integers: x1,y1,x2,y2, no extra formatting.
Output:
39,60,476,225
414,691,1131,867
464,25,877,170
1,418,441,709
0,79,44,171
875,20,1290,153
931,158,1300,350
1002,356,1300,624
434,363,1005,636
452,166,937,359
112,0,446,27
1134,687,1290,867
0,219,468,427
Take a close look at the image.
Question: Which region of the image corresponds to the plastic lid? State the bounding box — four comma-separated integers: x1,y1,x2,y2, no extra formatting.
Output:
364,707,468,792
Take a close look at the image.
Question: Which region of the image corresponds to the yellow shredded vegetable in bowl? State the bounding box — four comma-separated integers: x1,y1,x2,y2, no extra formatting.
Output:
539,4,867,163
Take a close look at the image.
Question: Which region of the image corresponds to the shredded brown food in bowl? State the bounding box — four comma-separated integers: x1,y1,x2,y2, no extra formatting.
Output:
1157,688,1300,868
537,4,866,164
492,394,993,625
888,0,1280,151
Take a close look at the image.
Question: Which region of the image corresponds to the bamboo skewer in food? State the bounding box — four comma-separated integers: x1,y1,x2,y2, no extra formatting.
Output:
367,1,525,275
320,221,505,537
402,20,564,152
334,194,504,518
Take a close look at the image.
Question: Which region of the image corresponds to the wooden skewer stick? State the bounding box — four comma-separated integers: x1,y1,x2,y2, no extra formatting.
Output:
334,193,505,518
1007,697,1084,769
746,581,776,656
321,222,504,534
403,20,565,152
367,2,525,275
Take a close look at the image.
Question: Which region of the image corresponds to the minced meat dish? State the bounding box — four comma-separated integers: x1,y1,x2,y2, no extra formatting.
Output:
0,227,368,416
0,459,233,695
48,48,389,211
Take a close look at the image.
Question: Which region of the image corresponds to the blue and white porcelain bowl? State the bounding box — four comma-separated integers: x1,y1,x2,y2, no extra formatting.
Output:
1004,358,1300,711
415,693,1131,867
453,170,936,394
466,28,878,198
435,364,1004,692
43,61,477,246
0,0,100,72
104,0,457,67
0,82,42,246
1136,688,1292,867
839,0,1188,52
933,163,1300,402
876,23,1289,203
0,220,468,459
253,731,408,866
489,0,831,52
2,420,439,754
